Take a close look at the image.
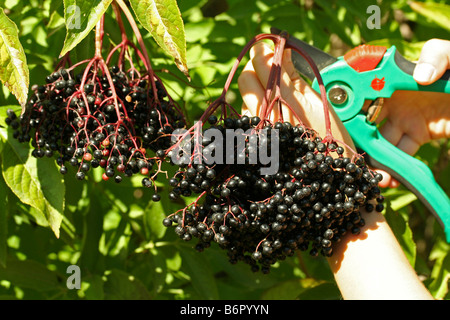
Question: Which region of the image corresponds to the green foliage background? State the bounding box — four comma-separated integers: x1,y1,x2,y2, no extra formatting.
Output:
0,0,448,300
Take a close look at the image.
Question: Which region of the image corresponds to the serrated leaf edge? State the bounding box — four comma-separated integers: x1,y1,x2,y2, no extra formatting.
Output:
0,8,29,110
0,131,63,238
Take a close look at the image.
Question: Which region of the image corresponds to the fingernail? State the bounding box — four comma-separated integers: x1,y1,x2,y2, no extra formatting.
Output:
413,63,436,83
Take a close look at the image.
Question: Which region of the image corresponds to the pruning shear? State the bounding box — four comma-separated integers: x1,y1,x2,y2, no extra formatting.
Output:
270,28,450,242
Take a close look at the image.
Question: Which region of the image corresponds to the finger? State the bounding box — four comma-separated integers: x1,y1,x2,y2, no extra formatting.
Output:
378,120,403,147
249,41,317,126
238,59,269,118
390,178,400,189
250,41,356,151
396,134,420,156
244,43,309,123
282,49,303,83
241,102,252,118
279,45,351,134
379,120,421,155
413,39,450,85
377,169,392,188
281,48,321,100
429,118,450,140
247,42,284,121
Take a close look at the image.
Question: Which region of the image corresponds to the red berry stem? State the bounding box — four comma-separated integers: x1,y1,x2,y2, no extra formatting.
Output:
257,32,304,127
115,0,159,103
95,15,105,59
284,37,333,142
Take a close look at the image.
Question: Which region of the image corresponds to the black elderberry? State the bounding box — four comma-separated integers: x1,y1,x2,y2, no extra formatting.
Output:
346,163,357,173
251,251,262,261
75,172,85,180
251,116,260,126
60,166,68,175
159,116,385,273
6,109,16,120
260,224,270,233
84,84,94,93
220,188,231,198
156,149,165,158
111,65,120,74
207,115,218,125
69,157,79,166
169,178,178,187
80,162,90,172
105,167,115,177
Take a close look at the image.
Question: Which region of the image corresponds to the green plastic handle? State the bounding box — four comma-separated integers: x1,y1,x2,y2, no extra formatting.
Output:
347,115,450,242
313,46,450,122
312,46,450,242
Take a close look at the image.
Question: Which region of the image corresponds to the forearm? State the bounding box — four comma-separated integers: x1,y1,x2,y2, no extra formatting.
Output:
327,209,434,300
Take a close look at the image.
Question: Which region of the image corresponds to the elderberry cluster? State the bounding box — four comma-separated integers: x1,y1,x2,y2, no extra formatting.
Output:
163,116,385,273
7,66,184,190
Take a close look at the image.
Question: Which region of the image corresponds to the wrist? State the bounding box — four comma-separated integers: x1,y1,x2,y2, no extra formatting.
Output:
327,209,433,300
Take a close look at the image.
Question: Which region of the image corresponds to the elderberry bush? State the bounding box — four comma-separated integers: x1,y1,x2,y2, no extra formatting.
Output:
163,116,385,273
7,66,184,188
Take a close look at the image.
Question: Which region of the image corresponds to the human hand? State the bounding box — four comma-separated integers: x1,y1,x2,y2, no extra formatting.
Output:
238,41,433,300
373,39,450,188
238,41,355,154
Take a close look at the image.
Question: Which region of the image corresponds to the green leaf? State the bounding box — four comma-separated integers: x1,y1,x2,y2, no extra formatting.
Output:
83,274,105,300
261,278,325,300
103,269,152,300
0,108,65,238
410,1,450,32
296,282,342,300
144,186,180,240
384,201,416,267
429,241,450,299
47,0,65,30
78,186,105,273
144,199,167,240
0,258,60,292
129,0,189,78
0,7,29,110
60,0,112,57
180,249,219,299
0,171,7,268
383,187,418,211
184,19,215,43
390,192,417,211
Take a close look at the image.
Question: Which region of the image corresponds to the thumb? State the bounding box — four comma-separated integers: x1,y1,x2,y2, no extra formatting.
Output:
413,39,450,85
